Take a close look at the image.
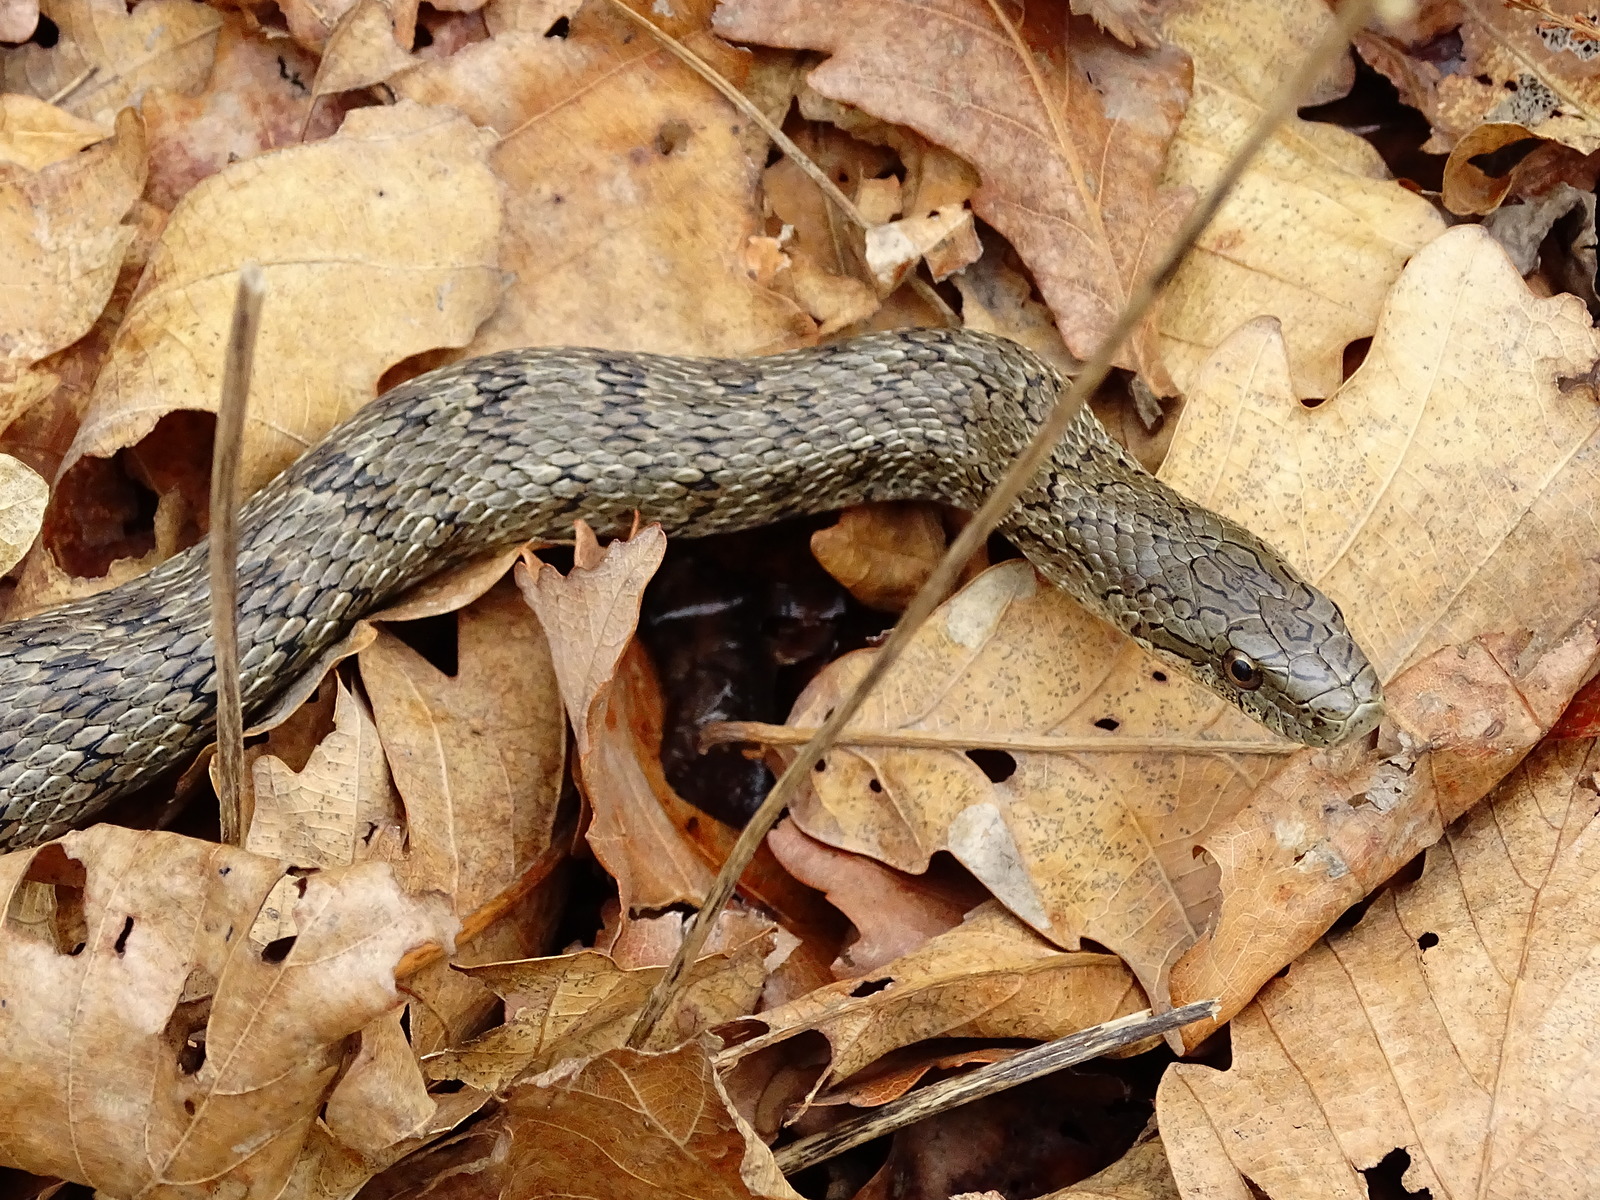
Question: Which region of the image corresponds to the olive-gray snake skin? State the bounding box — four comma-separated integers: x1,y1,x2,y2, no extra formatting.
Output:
0,328,1383,849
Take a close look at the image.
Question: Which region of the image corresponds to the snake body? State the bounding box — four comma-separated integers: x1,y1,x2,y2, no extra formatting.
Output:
0,329,1382,849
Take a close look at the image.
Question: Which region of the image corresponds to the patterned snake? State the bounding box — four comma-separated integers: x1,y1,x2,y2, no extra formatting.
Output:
0,329,1383,849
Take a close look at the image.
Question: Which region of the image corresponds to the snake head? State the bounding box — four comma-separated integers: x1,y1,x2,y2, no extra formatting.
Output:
1139,536,1385,748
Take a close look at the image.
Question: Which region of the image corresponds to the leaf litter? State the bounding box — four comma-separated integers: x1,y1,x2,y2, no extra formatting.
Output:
2,0,1600,1197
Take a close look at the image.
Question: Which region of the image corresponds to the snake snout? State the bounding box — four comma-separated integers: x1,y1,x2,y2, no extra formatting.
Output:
1245,592,1385,747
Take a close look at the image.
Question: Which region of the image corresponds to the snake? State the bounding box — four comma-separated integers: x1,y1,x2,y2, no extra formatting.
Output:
0,328,1384,849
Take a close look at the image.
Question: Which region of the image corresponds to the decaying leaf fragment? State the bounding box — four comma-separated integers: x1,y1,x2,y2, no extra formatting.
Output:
1161,735,1600,1198
486,1038,802,1200
0,826,456,1198
714,0,1193,389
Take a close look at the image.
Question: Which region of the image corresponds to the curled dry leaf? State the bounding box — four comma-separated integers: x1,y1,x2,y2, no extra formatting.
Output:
360,579,565,914
424,918,775,1091
1,0,221,123
1160,735,1600,1198
396,0,813,358
767,817,982,976
0,105,143,425
714,0,1192,389
1156,0,1446,398
0,826,456,1197
516,524,725,911
36,100,502,586
313,0,418,96
719,904,1145,1121
809,501,950,613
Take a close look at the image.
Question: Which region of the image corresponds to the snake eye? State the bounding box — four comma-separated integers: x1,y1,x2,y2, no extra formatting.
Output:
1225,649,1263,690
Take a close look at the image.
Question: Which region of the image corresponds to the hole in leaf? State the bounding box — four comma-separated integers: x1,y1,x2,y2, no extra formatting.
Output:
1341,336,1372,381
261,935,297,964
868,778,882,793
544,14,569,36
1093,717,1120,732
114,915,134,955
655,118,691,156
1360,1147,1432,1199
965,748,1016,783
29,14,58,45
814,758,826,772
849,977,891,998
1151,670,1167,682
1417,931,1439,951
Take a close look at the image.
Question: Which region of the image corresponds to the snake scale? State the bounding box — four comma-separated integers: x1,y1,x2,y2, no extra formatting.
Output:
0,329,1383,849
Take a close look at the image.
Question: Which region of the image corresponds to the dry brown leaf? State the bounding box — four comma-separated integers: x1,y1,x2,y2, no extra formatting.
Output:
1160,735,1600,1198
767,817,982,977
29,100,502,593
313,0,417,95
141,15,343,211
783,559,1276,1007
809,501,949,613
516,525,724,910
1359,0,1600,154
0,105,143,425
360,578,565,914
323,1006,436,1154
1,0,221,123
1161,225,1600,691
715,0,1192,389
493,1038,801,1200
0,93,107,170
244,676,406,869
1156,0,1446,398
424,918,775,1090
396,0,813,358
0,826,456,1197
719,904,1145,1117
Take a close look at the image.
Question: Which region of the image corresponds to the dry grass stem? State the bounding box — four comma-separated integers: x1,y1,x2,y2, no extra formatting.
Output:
770,999,1221,1173
702,720,1298,756
210,263,266,846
